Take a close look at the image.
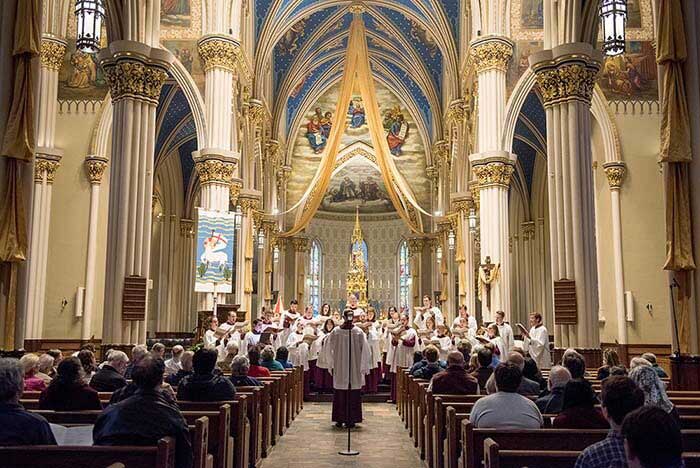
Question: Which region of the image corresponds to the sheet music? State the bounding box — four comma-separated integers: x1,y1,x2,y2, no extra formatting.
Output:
49,424,94,446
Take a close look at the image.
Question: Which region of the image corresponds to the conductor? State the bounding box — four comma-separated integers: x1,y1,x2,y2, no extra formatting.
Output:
328,308,370,428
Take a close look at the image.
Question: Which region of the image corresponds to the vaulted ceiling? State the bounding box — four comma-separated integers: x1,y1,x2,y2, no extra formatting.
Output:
255,0,463,144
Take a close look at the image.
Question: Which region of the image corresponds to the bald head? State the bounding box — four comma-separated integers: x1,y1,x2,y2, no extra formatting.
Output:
548,365,572,390
446,351,465,368
507,351,525,370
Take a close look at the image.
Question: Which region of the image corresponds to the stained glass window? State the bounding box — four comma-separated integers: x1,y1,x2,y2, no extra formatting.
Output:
398,240,410,311
309,239,322,315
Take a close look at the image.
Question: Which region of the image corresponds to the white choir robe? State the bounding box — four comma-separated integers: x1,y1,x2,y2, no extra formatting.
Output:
203,329,219,349
309,330,324,362
497,323,514,356
490,336,506,359
435,335,453,362
381,319,399,357
366,324,382,369
328,326,371,390
278,311,300,350
287,332,310,371
316,333,333,370
414,307,444,328
453,315,478,337
389,328,418,373
243,331,262,355
525,325,551,369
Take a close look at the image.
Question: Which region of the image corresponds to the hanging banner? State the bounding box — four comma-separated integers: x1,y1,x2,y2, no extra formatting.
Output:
195,208,235,293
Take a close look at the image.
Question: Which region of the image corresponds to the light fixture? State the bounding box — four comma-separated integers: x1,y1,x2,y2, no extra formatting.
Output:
600,0,627,56
434,210,443,217
448,229,456,251
273,244,280,263
271,207,279,215
75,0,105,53
468,208,477,233
436,245,443,263
234,205,242,230
257,229,265,249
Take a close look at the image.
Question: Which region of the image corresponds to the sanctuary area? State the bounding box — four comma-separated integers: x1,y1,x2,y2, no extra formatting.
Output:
0,1,699,467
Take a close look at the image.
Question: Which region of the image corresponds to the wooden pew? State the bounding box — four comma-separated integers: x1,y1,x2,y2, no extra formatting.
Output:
0,436,175,468
191,416,215,468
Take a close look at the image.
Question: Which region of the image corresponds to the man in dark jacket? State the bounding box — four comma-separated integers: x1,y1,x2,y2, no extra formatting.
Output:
412,346,443,380
430,351,479,395
535,365,571,414
177,348,236,401
90,350,129,392
93,355,193,468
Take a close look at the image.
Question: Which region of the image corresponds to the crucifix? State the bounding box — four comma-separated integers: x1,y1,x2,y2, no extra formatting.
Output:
479,256,499,312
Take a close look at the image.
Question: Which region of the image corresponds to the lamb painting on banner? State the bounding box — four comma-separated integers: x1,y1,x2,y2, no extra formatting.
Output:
195,209,235,293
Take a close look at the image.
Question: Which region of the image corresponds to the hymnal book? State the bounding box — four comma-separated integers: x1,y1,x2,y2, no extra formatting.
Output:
49,424,93,446
417,329,434,338
261,324,281,333
451,327,468,338
303,334,319,345
516,323,529,335
214,322,235,339
423,339,441,346
234,321,249,330
475,335,490,344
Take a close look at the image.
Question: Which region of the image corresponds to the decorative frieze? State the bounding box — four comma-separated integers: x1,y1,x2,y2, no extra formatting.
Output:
521,221,536,240
472,161,515,188
602,161,627,189
101,57,169,105
239,191,262,213
229,178,243,206
432,140,450,169
84,156,108,185
469,36,514,73
264,140,281,168
195,158,236,184
40,37,67,71
197,36,239,72
407,238,425,256
34,159,60,184
292,236,310,252
445,99,466,125
248,99,268,128
530,46,602,107
180,219,195,238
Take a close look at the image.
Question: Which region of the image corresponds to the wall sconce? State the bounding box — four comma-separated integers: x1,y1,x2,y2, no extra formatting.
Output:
257,229,265,249
436,245,443,263
448,229,455,251
273,245,280,263
234,205,242,230
468,208,477,233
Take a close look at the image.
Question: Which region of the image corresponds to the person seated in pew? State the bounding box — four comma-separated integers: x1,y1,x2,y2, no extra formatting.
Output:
275,346,294,369
78,349,98,383
469,362,543,429
0,358,56,446
485,352,540,396
151,342,166,360
629,365,681,427
46,349,62,378
177,348,235,402
553,379,608,429
597,348,623,381
408,350,428,375
456,341,472,367
563,350,587,380
167,351,194,386
523,356,546,392
94,355,193,468
247,346,271,378
535,365,571,414
19,353,46,391
109,353,177,405
630,356,653,370
411,345,443,380
39,357,102,411
124,344,148,380
36,353,54,386
574,376,645,468
429,351,479,395
164,345,184,377
622,406,683,468
260,345,284,371
90,350,129,392
641,352,668,379
217,342,239,373
471,347,494,394
229,356,262,387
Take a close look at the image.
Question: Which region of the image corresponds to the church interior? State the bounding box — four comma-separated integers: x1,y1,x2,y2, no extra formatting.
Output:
1,0,700,466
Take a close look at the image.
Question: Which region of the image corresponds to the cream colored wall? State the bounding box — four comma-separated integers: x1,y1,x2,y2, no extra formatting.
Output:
596,110,669,345
43,108,110,340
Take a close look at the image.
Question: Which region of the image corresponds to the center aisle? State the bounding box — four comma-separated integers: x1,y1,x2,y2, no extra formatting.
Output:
260,402,425,468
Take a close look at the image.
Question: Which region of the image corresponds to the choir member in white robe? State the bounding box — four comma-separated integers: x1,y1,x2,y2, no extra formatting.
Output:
413,295,444,328
434,325,454,362
328,309,371,427
278,299,301,349
388,314,418,372
494,311,514,357
203,316,220,349
243,320,265,355
286,321,310,371
452,305,478,337
315,319,336,392
486,323,506,360
382,307,401,359
522,312,551,369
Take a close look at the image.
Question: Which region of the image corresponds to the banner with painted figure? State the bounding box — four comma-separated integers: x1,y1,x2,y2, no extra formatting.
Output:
195,209,235,293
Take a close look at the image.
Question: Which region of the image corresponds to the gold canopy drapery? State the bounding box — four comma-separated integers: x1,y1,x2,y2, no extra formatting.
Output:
281,11,427,236
656,0,695,353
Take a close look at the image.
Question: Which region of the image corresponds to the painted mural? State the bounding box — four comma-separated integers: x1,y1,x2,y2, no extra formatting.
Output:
57,42,109,101
507,40,543,95
521,0,543,29
599,41,657,101
162,39,206,95
161,0,191,27
288,82,430,215
321,158,394,213
627,0,642,29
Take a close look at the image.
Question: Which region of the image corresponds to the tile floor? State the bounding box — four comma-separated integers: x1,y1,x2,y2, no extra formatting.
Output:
259,402,425,467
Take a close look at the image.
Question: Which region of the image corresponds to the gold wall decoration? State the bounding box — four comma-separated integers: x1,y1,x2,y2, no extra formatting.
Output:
197,36,238,72
179,219,195,238
84,156,108,185
34,157,61,184
602,161,627,189
469,37,514,73
40,38,67,71
472,161,515,187
101,58,169,105
195,159,236,184
533,59,601,107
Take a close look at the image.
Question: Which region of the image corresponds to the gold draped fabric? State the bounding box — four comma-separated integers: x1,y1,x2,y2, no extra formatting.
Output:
455,215,467,305
283,13,425,236
264,242,273,303
296,249,305,304
656,0,695,353
439,234,448,304
244,214,254,294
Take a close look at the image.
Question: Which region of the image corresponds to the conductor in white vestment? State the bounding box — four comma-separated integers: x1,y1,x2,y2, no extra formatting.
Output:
328,309,370,428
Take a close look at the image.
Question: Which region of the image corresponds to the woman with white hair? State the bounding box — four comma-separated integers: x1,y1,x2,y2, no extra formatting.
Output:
229,356,262,387
36,354,54,386
629,365,680,426
19,354,46,391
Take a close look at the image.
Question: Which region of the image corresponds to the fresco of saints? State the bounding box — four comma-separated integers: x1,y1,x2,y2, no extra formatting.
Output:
320,111,332,138
347,98,366,128
339,176,358,201
384,106,409,156
306,115,327,153
67,50,97,89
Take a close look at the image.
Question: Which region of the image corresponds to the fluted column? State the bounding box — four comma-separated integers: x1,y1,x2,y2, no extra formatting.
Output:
178,219,195,331
470,154,516,322
237,190,261,318
603,161,627,346
452,194,477,316
530,44,602,347
80,156,108,340
21,34,67,342
408,238,424,312
469,35,515,323
99,41,173,345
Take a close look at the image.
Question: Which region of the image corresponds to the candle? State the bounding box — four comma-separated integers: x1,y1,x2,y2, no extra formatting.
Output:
388,279,391,288
380,279,383,289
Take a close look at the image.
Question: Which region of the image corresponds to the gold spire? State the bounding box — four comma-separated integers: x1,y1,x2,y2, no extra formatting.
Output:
351,207,363,244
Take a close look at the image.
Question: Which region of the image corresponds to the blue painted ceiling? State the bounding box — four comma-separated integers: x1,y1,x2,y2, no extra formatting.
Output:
512,91,546,196
155,81,198,200
257,0,460,139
